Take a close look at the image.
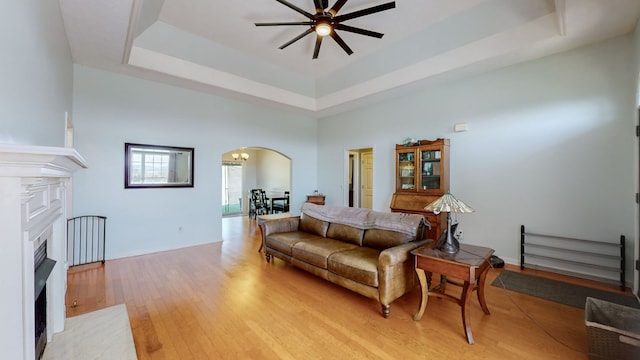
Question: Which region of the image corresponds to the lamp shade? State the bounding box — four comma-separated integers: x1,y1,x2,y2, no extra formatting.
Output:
424,192,474,214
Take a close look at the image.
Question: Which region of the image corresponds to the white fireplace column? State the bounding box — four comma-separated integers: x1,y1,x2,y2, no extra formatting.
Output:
0,145,87,360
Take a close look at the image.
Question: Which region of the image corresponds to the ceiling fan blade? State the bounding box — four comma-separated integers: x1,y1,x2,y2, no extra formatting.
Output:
255,21,313,26
279,28,315,49
329,0,348,16
312,35,323,59
322,0,329,9
334,1,395,22
330,31,353,56
275,0,315,20
335,24,383,38
313,0,324,13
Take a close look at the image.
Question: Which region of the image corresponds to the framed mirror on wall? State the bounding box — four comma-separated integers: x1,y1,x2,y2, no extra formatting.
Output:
124,143,194,188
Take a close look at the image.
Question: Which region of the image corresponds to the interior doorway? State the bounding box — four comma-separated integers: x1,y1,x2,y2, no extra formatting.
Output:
222,148,292,217
222,162,243,216
347,148,373,209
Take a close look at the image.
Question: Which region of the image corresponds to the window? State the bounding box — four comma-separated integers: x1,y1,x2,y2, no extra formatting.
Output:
125,143,194,188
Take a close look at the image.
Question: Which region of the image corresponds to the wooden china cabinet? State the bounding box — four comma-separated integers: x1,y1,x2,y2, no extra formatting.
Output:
390,138,449,240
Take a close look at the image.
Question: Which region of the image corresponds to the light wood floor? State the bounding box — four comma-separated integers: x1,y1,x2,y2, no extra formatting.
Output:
65,216,632,359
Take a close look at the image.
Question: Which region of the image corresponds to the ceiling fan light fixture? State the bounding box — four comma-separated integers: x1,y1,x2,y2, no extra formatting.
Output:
315,21,332,36
256,1,396,58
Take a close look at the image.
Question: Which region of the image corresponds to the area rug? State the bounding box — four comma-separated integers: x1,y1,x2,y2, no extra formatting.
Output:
492,270,640,309
42,304,137,360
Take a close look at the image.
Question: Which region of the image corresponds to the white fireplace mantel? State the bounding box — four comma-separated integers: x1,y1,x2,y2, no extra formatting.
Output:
0,144,87,360
0,144,87,177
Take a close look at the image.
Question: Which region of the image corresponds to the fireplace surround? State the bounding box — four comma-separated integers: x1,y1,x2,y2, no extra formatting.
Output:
0,144,87,360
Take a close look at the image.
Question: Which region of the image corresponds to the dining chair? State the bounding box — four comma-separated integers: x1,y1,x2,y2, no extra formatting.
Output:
249,189,269,218
271,191,290,213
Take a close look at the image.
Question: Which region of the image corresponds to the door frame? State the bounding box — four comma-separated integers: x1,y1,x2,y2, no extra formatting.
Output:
344,147,374,208
348,151,360,207
636,107,640,296
360,149,373,209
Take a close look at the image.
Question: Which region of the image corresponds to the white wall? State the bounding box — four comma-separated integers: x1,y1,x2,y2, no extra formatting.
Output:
317,35,637,284
71,66,318,259
0,0,72,146
256,149,291,195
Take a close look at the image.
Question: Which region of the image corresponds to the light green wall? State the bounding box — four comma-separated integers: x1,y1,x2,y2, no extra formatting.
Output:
318,35,637,285
256,149,291,195
633,19,640,293
636,19,640,106
71,66,317,259
0,0,73,146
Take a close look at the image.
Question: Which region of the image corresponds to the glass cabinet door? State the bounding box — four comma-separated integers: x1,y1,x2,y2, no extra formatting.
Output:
397,149,416,191
420,149,442,191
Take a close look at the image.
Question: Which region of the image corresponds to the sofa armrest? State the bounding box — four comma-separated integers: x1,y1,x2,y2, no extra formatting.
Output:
377,239,433,308
263,217,300,236
379,239,433,267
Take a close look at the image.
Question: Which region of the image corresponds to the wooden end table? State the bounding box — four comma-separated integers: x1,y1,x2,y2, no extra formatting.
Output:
411,243,494,344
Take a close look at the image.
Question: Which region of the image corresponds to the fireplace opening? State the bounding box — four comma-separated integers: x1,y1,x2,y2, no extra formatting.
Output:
34,239,56,360
34,284,47,359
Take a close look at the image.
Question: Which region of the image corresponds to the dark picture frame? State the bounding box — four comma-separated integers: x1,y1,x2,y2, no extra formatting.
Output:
124,143,194,189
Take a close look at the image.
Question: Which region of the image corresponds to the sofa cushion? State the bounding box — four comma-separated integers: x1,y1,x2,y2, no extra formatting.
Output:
299,213,329,237
267,231,324,256
326,223,364,246
362,229,415,250
328,247,380,287
292,238,358,269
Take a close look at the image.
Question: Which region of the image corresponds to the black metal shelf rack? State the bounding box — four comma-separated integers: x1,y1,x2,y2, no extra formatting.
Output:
520,224,625,290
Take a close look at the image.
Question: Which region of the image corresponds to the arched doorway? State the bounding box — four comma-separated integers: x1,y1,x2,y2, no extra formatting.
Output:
221,147,291,217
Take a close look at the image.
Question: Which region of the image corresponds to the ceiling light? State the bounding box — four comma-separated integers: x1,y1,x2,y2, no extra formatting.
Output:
232,153,249,161
315,21,332,36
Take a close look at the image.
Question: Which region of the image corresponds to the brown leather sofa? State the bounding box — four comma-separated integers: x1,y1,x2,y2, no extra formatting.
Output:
262,203,431,317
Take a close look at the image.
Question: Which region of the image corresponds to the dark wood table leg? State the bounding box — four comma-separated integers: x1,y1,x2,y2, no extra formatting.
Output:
460,280,474,344
411,244,494,344
477,267,491,315
257,220,265,253
414,268,429,321
440,275,448,293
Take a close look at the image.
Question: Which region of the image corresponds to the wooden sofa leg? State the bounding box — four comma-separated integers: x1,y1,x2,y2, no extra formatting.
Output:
265,253,271,262
381,304,390,318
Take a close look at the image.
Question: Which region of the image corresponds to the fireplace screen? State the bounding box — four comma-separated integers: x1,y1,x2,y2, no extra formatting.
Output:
34,239,56,359
67,215,107,266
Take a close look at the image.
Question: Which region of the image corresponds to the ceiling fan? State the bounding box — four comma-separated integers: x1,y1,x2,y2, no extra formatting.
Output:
255,0,396,59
